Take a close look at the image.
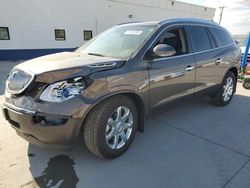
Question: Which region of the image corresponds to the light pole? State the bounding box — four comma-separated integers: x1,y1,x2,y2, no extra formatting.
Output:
219,6,226,25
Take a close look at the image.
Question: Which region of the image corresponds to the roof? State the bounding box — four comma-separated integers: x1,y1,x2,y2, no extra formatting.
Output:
118,18,219,28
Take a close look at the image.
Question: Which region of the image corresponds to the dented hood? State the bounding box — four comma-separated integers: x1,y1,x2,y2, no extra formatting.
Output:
15,52,125,83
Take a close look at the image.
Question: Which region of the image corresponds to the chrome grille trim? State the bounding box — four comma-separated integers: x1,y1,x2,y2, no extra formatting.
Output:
6,68,35,94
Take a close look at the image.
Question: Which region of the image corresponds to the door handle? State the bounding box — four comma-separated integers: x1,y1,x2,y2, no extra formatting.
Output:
216,58,222,64
186,65,194,71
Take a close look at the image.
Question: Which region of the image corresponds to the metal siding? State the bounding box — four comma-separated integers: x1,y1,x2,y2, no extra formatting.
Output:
0,0,215,60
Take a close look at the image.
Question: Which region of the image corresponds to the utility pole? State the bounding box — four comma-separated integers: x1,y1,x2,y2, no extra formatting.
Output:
219,6,226,25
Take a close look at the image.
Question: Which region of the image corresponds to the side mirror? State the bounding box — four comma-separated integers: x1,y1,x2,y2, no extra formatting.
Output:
153,44,176,57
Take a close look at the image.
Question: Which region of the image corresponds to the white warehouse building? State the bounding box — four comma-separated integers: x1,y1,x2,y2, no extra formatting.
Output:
0,0,215,61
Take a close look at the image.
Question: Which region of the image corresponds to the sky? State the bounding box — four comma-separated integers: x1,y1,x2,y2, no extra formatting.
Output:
178,0,250,35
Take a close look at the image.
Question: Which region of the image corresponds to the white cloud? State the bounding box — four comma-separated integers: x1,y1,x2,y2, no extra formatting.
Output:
179,0,250,34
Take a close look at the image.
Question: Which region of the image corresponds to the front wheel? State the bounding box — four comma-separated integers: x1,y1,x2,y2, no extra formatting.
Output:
211,71,236,106
83,95,138,159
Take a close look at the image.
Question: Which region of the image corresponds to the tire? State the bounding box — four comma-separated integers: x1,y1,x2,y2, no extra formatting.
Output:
211,71,236,106
243,80,250,90
83,95,138,159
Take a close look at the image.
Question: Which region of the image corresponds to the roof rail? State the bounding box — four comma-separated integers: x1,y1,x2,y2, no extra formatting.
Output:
117,21,143,25
159,18,218,26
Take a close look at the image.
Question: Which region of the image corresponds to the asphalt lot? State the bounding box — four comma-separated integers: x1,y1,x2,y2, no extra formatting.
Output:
0,61,250,188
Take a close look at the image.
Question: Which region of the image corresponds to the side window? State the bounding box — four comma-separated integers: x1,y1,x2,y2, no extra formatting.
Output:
188,26,211,52
0,27,10,40
153,27,188,57
206,28,217,48
55,29,66,41
210,28,233,47
84,30,93,41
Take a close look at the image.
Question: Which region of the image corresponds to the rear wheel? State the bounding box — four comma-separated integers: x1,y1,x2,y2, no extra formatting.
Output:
83,95,138,159
211,71,236,106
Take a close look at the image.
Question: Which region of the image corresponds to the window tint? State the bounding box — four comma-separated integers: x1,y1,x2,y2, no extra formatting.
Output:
188,26,211,52
0,27,10,40
210,28,233,46
55,29,65,41
154,27,188,57
207,29,217,48
84,30,93,41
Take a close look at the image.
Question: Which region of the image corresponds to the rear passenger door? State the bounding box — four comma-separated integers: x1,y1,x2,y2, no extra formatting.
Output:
187,26,222,92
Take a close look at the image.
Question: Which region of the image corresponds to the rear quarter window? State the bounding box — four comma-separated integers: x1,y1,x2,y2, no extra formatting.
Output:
210,28,233,47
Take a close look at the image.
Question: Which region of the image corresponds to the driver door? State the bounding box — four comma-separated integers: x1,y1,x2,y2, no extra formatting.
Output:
146,26,196,108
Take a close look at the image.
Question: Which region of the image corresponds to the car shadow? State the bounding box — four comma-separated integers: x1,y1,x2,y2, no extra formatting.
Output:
24,93,250,188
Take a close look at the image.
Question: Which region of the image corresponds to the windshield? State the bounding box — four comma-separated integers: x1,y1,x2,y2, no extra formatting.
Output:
76,25,156,59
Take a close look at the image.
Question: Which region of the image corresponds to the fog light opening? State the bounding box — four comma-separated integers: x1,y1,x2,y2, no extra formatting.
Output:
33,115,68,126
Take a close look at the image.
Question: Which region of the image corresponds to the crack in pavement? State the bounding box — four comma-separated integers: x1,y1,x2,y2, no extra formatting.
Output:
221,159,250,188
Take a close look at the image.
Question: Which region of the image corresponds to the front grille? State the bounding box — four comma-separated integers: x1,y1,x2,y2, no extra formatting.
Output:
6,69,34,94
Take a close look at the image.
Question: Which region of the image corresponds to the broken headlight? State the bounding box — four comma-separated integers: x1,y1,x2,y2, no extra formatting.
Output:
40,77,90,102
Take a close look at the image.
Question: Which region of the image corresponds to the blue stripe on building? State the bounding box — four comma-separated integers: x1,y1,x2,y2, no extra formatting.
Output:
0,48,76,61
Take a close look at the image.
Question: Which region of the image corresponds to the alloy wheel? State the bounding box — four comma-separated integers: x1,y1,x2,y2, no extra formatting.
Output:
222,77,234,102
105,106,133,150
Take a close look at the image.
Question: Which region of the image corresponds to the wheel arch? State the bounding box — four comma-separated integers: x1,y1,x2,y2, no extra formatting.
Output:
80,91,147,134
123,92,146,132
228,66,238,79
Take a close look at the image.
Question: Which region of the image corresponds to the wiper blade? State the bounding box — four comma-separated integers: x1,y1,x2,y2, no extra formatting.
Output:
88,53,105,57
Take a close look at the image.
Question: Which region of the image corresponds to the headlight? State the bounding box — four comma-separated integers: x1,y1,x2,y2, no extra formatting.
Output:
40,77,89,102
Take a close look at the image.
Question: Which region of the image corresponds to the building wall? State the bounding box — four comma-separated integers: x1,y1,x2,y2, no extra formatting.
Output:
0,0,215,60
